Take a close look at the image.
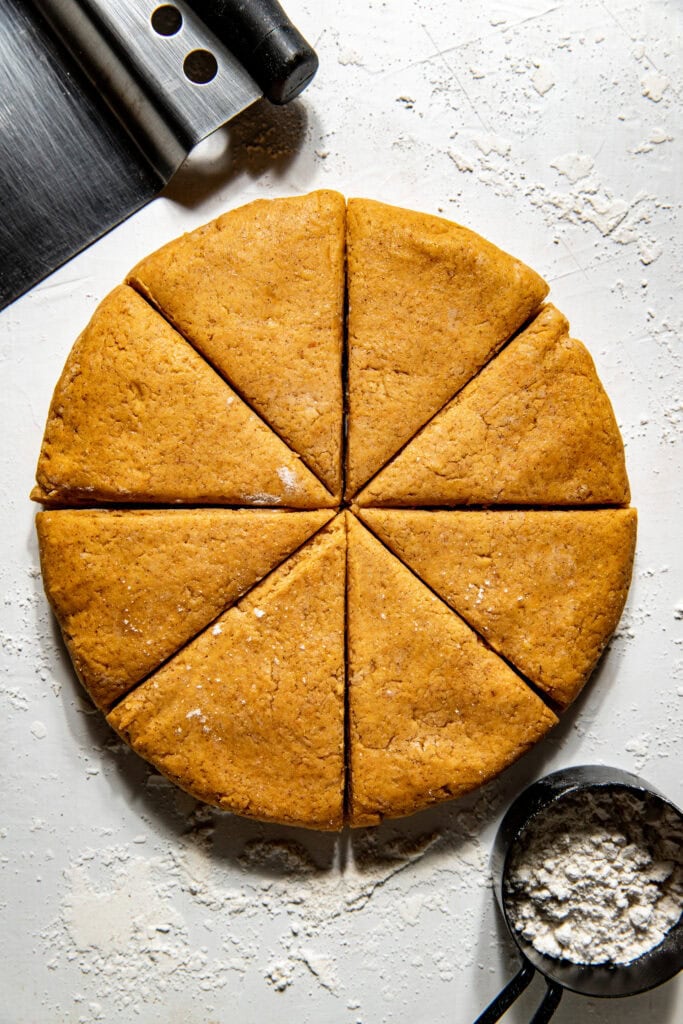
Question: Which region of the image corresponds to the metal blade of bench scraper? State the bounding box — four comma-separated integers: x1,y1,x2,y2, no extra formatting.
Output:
0,0,261,311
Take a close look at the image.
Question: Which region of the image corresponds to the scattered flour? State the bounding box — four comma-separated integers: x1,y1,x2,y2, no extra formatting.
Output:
38,821,458,1013
506,789,683,965
244,492,282,504
474,133,511,157
448,149,474,173
43,850,244,1014
531,65,555,96
640,71,669,103
0,685,29,711
276,465,298,492
624,733,653,770
265,959,295,991
550,152,594,184
295,948,340,994
337,48,365,67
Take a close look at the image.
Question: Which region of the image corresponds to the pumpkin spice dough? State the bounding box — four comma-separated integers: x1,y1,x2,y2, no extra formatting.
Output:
36,508,332,710
357,304,630,508
108,516,347,830
32,286,334,508
31,193,636,829
346,517,558,827
345,198,548,497
129,190,346,498
359,509,637,709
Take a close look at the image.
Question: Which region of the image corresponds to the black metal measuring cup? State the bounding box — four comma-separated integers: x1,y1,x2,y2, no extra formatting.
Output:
474,765,683,1024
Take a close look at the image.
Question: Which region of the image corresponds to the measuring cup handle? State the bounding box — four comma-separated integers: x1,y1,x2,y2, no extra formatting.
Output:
529,980,563,1023
472,960,535,1024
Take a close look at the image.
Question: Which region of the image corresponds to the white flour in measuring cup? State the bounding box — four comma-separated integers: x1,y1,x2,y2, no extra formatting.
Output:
505,788,683,965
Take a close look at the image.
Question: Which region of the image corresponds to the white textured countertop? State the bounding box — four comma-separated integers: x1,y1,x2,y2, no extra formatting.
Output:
1,1,681,1021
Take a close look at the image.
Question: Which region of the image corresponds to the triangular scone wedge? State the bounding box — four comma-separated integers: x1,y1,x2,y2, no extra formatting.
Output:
37,508,332,710
358,305,629,507
31,286,334,508
345,199,548,497
128,191,346,497
346,518,557,827
359,509,637,709
108,516,346,830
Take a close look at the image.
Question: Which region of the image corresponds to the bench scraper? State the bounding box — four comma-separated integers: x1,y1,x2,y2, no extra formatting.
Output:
0,0,318,310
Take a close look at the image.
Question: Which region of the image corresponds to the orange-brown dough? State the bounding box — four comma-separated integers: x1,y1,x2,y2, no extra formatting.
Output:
32,286,334,508
345,199,548,497
346,517,557,826
129,191,346,497
108,516,346,830
37,508,331,709
358,305,630,508
360,509,637,708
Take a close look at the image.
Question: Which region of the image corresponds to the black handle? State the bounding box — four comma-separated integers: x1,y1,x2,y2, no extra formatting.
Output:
473,961,535,1024
529,981,563,1023
187,0,318,104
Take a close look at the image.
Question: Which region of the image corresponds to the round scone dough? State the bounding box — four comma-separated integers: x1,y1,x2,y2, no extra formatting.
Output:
32,192,636,829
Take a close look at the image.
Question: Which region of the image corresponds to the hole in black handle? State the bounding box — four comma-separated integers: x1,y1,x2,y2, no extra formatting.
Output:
183,49,218,84
151,5,183,36
183,0,318,104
